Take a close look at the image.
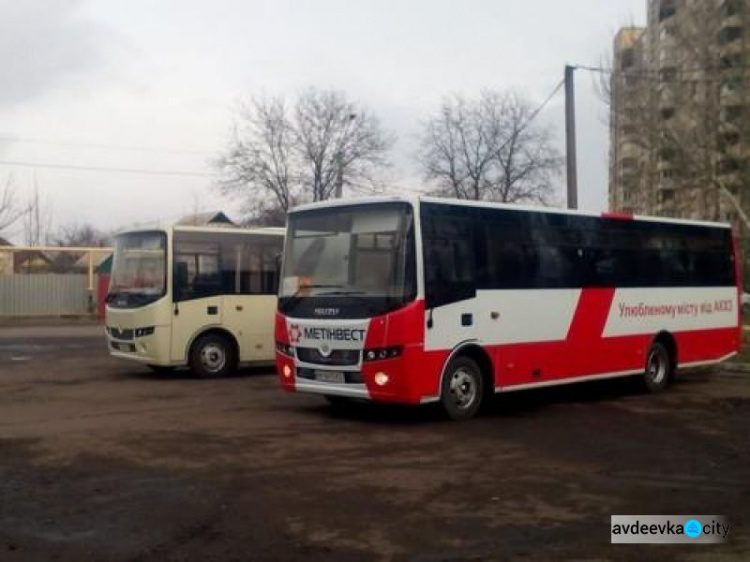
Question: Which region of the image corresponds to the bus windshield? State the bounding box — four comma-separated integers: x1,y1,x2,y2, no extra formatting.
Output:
279,203,416,318
107,231,167,308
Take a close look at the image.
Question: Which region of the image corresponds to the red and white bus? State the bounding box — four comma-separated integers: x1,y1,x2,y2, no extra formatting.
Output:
275,196,741,419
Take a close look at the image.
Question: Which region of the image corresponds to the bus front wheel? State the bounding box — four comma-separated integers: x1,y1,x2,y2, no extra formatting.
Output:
189,333,237,379
440,356,484,421
644,341,672,392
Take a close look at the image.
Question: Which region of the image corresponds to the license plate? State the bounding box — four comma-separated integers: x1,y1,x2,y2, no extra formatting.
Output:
315,370,345,384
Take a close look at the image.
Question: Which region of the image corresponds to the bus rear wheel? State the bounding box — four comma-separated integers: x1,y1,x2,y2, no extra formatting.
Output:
440,356,484,421
644,341,672,392
189,333,237,379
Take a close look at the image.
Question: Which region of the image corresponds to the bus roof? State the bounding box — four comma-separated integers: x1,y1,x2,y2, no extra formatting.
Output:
289,195,732,230
115,225,286,237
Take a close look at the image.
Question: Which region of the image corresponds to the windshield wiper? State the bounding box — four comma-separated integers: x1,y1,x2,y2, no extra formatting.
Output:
282,284,345,310
105,291,160,306
289,284,344,298
317,289,366,296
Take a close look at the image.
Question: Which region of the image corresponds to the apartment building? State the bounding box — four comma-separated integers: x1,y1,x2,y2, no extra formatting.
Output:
610,0,749,228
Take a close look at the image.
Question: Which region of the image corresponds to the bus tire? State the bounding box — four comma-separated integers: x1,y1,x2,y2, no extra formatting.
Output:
440,356,484,421
147,364,175,374
644,341,672,392
189,333,237,379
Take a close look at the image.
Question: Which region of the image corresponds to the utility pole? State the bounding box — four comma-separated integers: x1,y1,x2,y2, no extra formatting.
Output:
564,64,578,210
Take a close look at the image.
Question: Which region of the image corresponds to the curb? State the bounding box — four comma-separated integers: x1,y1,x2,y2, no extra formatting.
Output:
0,317,102,329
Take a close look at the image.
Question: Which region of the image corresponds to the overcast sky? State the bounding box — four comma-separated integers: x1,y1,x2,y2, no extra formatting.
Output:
0,0,646,242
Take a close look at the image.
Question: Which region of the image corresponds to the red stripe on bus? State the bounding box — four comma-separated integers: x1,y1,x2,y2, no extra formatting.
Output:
566,288,616,341
731,228,743,343
276,289,740,403
363,300,426,401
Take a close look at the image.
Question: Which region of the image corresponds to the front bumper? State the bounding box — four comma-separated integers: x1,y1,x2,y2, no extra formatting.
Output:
276,344,433,404
106,325,172,366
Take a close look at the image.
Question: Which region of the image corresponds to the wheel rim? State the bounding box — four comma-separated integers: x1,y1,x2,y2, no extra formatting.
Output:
449,368,477,410
200,343,226,373
646,348,667,384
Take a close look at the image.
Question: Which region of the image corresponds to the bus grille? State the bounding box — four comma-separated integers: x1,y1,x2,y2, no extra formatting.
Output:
107,327,134,340
296,347,360,366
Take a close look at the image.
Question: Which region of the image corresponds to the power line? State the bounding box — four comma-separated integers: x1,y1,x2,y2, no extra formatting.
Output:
0,83,567,187
574,63,750,82
574,64,628,74
575,62,750,74
0,160,214,178
526,78,566,126
488,78,565,158
0,135,215,155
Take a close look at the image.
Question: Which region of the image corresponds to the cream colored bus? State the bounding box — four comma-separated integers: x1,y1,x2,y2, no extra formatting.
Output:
105,225,284,377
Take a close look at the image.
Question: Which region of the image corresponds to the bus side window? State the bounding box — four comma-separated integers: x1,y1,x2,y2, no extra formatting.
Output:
173,233,222,301
590,249,617,286
423,213,476,308
235,241,283,295
191,254,221,297
262,245,281,293
480,216,532,290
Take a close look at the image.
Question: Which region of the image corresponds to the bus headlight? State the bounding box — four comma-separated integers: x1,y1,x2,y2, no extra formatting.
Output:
374,372,389,386
364,346,402,361
283,365,292,378
276,342,295,357
134,326,155,337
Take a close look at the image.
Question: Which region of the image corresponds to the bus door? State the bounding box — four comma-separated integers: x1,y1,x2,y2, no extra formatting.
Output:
422,211,479,356
171,241,224,362
221,239,280,362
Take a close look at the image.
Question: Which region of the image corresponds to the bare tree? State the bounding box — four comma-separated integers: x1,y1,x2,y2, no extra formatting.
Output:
217,88,393,221
241,200,289,227
23,185,52,246
217,96,295,219
0,175,25,235
52,222,110,247
48,222,111,272
294,88,391,201
419,90,562,204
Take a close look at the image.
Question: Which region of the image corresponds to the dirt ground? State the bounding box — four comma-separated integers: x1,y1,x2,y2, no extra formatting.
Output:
0,324,749,561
